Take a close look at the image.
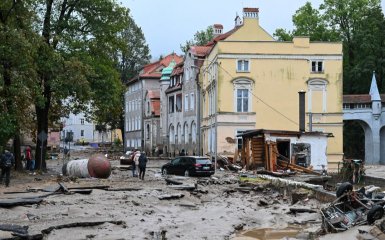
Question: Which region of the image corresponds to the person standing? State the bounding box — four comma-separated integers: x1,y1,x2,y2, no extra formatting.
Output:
132,149,140,177
25,146,32,171
0,150,15,187
138,151,148,180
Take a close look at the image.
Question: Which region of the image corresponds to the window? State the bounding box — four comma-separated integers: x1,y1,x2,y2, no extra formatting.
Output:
190,93,195,110
80,118,84,125
184,94,189,111
307,79,328,113
169,96,175,113
237,89,249,112
80,130,84,137
236,130,249,150
176,94,182,112
147,101,150,115
191,122,197,144
233,78,252,113
146,124,150,139
311,60,323,73
184,122,189,144
237,59,249,72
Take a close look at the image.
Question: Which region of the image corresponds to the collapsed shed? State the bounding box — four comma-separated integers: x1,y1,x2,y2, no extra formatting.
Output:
238,129,332,172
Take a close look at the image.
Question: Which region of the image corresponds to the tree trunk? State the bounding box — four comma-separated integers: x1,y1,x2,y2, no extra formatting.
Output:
13,133,22,171
35,104,49,171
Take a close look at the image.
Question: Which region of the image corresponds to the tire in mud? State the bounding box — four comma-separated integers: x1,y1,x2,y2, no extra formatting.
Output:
367,205,384,224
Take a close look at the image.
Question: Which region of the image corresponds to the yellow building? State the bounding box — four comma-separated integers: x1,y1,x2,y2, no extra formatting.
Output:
200,8,343,170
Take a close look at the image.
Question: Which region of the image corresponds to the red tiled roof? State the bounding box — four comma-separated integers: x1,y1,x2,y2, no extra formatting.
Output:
206,26,241,47
151,101,160,116
190,46,212,57
213,24,223,29
147,90,160,99
343,94,385,103
171,61,184,76
134,53,183,79
243,7,259,13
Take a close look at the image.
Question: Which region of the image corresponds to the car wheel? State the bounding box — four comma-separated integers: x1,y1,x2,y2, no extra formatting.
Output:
367,205,384,224
162,168,168,176
336,182,353,201
184,170,190,177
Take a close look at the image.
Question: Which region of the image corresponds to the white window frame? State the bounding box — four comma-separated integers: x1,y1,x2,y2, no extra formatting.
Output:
311,60,324,73
236,59,250,72
307,79,328,113
233,79,253,113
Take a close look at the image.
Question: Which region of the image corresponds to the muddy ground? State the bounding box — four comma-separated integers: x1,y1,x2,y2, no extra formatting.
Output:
0,150,385,240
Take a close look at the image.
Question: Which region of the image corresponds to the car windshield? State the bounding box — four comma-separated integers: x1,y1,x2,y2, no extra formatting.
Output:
196,159,211,164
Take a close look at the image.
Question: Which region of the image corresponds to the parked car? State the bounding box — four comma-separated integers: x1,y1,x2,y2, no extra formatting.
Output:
120,151,134,165
161,156,215,177
321,182,385,232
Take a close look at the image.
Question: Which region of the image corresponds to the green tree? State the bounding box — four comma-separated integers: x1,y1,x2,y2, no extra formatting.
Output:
274,2,338,41
0,0,38,170
180,26,214,53
31,0,135,170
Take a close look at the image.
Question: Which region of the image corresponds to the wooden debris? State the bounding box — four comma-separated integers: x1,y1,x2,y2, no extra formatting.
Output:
68,185,110,190
165,178,183,185
107,187,143,191
168,184,196,191
0,198,43,208
69,189,92,194
0,224,28,235
41,220,125,234
158,193,184,200
277,159,321,175
289,208,317,214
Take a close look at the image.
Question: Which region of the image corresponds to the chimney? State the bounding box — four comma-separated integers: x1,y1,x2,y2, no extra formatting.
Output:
298,91,306,132
234,13,242,27
243,8,259,19
213,24,223,37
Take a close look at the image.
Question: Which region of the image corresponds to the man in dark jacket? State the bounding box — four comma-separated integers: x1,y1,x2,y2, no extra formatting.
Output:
0,150,15,187
138,151,148,180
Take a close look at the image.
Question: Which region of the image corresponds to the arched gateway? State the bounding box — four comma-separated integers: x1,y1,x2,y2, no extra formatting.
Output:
343,73,385,165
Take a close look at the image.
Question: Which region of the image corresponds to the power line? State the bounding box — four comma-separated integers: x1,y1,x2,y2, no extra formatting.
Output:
202,59,300,127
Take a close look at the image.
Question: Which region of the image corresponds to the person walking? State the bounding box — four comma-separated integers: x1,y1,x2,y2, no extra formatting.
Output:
138,151,148,180
0,150,15,187
132,150,140,177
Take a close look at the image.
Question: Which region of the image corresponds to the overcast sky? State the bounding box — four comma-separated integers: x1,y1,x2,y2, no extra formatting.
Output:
121,0,385,59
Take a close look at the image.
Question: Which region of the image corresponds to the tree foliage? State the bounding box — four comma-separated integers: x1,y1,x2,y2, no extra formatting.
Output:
180,26,214,53
0,0,150,170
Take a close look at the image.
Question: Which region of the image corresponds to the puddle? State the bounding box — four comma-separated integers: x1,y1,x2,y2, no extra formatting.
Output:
235,227,302,240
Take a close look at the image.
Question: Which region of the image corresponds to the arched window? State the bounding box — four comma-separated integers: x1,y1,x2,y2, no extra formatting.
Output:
169,125,175,144
147,101,150,115
146,124,150,139
184,122,189,144
177,123,181,144
191,121,197,144
232,78,254,112
307,79,328,113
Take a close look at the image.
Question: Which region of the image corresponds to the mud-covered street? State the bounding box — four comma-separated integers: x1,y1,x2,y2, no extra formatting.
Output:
1,151,385,240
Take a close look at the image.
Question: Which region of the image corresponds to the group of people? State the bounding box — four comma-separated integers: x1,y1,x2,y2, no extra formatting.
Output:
131,150,148,180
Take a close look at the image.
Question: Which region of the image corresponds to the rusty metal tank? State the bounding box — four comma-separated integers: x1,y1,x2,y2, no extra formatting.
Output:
62,154,111,178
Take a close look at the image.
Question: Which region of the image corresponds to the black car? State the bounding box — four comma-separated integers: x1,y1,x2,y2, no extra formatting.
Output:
161,156,215,177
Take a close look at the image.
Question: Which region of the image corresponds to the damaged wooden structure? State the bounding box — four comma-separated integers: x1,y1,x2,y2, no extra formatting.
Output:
238,129,332,174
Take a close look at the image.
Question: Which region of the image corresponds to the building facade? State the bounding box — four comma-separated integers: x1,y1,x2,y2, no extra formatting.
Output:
200,8,343,169
124,53,182,151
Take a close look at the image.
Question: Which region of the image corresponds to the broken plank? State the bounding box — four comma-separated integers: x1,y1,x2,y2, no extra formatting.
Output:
0,224,28,235
158,193,184,200
0,198,43,208
41,220,124,234
165,178,183,185
289,208,317,214
107,187,143,191
69,189,92,194
168,185,196,191
67,185,110,190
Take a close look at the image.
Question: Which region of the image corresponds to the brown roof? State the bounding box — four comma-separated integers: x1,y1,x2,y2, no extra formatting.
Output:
190,46,212,57
171,61,184,76
243,7,259,13
132,53,183,80
343,94,385,103
213,24,223,29
206,26,241,47
151,101,160,116
147,90,160,99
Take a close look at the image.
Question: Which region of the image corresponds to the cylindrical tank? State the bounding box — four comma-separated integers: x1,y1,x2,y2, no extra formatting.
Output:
62,154,111,178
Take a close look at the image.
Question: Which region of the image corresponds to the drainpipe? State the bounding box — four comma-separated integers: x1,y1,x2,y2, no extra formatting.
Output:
298,90,306,133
